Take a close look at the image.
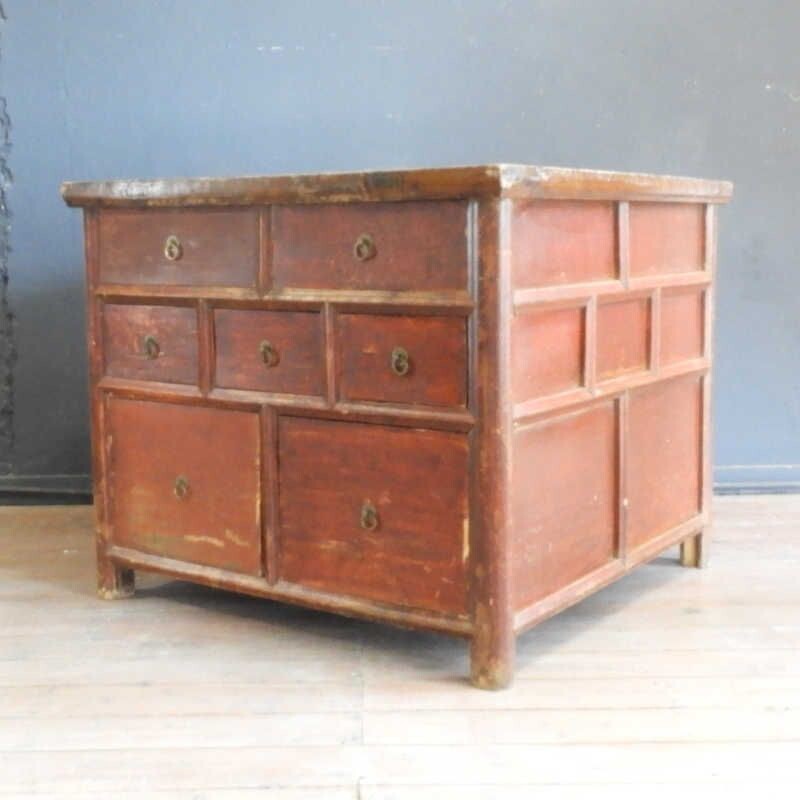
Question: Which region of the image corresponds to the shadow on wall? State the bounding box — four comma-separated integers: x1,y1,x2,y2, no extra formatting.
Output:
0,277,91,496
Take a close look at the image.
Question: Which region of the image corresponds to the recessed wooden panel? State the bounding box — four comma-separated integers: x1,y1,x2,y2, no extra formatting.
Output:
512,306,584,401
98,208,259,287
271,201,468,291
278,418,469,615
661,288,705,365
511,200,617,288
337,313,467,407
627,376,702,549
107,398,261,574
512,402,618,609
214,309,324,396
629,202,705,276
103,303,198,385
597,297,650,380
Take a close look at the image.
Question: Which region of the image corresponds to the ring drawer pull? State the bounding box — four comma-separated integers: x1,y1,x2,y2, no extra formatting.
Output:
353,233,376,262
359,502,379,531
164,234,183,261
142,334,160,360
173,475,190,500
390,346,410,376
259,340,279,367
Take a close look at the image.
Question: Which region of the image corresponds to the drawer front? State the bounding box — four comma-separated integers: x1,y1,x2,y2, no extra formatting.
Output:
214,309,325,396
337,313,467,407
98,209,259,287
103,303,198,385
278,418,469,615
107,398,261,574
271,201,468,291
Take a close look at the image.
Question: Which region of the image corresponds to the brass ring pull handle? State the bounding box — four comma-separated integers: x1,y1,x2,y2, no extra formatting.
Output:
142,334,160,360
359,502,379,531
164,234,183,261
353,233,376,261
259,340,279,367
390,346,410,376
173,475,190,500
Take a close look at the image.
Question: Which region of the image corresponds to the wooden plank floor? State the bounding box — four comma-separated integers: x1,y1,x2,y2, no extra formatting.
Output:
1,496,799,797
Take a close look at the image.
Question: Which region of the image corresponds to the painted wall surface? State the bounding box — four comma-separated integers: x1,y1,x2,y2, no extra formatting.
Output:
1,0,798,493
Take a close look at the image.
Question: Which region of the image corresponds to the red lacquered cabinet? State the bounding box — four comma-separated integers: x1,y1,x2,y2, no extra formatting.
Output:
62,164,732,688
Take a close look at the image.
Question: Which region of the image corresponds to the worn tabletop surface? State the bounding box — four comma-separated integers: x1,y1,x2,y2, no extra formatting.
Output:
62,164,734,208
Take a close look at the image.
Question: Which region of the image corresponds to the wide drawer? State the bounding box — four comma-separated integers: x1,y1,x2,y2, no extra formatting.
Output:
103,303,198,385
271,201,468,292
107,398,261,574
98,208,259,287
277,417,469,615
214,308,325,396
336,313,467,407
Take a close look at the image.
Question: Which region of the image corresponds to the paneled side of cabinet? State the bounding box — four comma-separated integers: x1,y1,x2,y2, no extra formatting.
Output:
509,199,715,626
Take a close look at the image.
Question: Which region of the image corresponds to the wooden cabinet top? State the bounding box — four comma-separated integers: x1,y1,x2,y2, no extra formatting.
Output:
61,164,733,208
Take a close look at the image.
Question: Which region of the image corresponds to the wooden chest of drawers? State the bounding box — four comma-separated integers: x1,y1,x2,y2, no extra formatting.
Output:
62,165,732,688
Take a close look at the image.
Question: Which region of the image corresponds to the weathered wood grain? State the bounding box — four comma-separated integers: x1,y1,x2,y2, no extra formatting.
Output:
106,397,262,574
271,201,469,292
97,208,259,287
214,308,325,396
468,198,515,689
336,313,467,407
277,417,470,616
512,402,618,609
103,302,198,385
64,165,732,690
62,164,733,208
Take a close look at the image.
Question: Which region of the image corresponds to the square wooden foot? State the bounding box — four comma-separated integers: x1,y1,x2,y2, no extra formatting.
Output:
680,531,708,568
98,561,135,600
469,627,515,690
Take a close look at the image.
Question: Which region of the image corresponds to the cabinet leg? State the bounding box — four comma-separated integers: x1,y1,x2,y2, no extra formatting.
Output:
469,611,515,690
680,530,708,569
97,557,135,600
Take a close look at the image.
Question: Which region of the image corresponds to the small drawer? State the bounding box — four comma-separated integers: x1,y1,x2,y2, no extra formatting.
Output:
98,208,259,287
278,417,469,614
214,308,325,396
107,398,261,574
271,201,468,292
103,303,198,385
337,313,467,407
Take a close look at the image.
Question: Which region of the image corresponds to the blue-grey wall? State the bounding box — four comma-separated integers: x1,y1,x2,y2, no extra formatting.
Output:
1,0,798,494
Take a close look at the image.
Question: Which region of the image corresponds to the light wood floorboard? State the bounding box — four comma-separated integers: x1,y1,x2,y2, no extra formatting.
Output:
1,496,799,796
